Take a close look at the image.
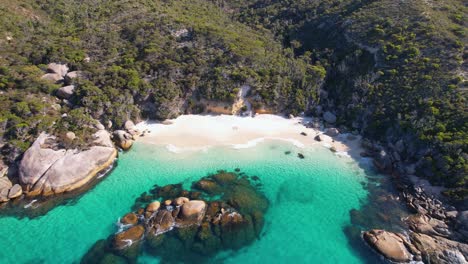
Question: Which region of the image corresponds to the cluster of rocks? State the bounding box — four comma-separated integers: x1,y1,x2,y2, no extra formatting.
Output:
82,171,269,263
112,120,142,151
41,63,83,101
358,139,468,263
363,226,468,263
0,162,22,203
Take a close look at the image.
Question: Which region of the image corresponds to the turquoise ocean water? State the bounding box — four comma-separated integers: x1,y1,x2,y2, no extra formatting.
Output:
0,140,374,263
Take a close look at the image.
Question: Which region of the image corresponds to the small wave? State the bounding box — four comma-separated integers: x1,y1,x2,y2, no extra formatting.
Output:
116,218,135,233
166,144,212,153
231,137,304,149
24,199,38,209
97,161,115,179
335,151,351,158
231,138,265,149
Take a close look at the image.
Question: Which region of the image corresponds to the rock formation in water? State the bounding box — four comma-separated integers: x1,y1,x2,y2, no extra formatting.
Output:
82,170,269,263
19,131,117,196
363,228,468,263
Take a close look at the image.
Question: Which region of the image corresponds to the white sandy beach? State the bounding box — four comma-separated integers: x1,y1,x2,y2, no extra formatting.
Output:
135,114,363,158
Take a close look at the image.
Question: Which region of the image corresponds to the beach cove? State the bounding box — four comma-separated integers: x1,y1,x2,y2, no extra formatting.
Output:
0,114,390,263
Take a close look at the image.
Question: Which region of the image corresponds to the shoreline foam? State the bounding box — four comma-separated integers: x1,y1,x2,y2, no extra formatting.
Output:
135,114,363,159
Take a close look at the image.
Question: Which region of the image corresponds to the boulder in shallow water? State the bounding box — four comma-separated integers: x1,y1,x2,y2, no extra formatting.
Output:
363,229,413,262
178,200,206,224
112,225,145,250
174,197,189,206
121,213,138,225
146,201,161,212
194,179,220,194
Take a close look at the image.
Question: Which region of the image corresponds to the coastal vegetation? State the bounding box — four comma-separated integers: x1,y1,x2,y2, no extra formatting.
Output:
0,0,466,197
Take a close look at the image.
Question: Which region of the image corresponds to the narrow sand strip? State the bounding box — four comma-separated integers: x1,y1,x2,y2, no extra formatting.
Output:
135,114,363,158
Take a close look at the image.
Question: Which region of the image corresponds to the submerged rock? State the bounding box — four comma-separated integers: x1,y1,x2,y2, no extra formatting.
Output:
121,213,138,225
112,225,145,250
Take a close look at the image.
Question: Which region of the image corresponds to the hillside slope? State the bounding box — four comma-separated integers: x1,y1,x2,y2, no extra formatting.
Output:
0,0,324,161
224,0,467,197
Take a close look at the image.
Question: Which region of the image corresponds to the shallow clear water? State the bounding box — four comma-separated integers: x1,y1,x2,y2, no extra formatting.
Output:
0,141,373,263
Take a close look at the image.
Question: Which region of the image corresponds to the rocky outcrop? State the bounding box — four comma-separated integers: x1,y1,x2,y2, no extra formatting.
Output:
363,230,414,262
41,63,69,83
146,201,161,212
177,200,206,225
64,71,83,83
83,170,269,263
56,85,75,99
41,73,63,83
0,163,23,203
406,214,451,238
19,132,117,196
410,233,468,263
364,217,468,263
7,184,22,199
113,130,133,150
112,225,145,250
47,63,69,77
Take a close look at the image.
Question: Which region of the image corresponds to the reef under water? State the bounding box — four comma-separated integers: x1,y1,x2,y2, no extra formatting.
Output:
81,170,269,263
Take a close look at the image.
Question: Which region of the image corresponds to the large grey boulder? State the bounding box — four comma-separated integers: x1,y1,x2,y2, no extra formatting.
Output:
56,85,75,99
93,130,114,148
47,63,69,77
41,73,63,83
19,132,116,196
65,71,83,80
124,120,136,131
323,111,337,124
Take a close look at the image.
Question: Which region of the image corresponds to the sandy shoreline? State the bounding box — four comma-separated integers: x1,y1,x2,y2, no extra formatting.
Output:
135,114,363,158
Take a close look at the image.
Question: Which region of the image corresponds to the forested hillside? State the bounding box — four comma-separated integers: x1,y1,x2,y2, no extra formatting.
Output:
0,0,466,198
0,0,324,160
222,0,467,197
